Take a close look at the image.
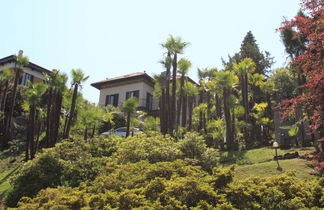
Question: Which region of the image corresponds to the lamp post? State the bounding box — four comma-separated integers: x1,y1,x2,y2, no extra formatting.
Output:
273,141,281,170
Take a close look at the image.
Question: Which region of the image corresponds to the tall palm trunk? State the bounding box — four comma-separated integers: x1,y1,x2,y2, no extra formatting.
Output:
84,127,88,141
182,94,187,127
3,66,20,147
177,73,185,127
170,53,177,134
206,91,211,121
0,81,9,112
53,91,63,145
241,74,250,147
64,84,79,139
165,52,171,132
188,96,194,131
91,124,96,138
45,88,53,147
160,89,167,134
198,88,204,131
215,94,222,119
126,112,131,137
26,105,36,160
223,87,234,151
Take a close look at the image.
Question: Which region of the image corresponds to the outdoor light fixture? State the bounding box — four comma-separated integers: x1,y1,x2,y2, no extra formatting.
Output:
273,141,281,170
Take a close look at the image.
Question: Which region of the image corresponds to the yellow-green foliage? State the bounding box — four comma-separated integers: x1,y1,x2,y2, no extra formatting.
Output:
14,161,323,209
5,134,323,209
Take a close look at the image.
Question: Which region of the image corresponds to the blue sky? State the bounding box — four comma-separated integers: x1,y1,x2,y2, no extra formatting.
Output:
0,0,301,103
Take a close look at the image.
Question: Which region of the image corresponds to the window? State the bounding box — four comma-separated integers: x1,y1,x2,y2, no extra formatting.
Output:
126,90,139,99
146,93,153,111
20,73,33,86
105,94,119,107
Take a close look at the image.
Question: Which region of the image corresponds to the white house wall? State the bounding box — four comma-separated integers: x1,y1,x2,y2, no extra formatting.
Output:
99,81,154,108
0,62,46,80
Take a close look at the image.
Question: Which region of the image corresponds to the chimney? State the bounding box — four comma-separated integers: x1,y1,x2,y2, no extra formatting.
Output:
18,50,24,57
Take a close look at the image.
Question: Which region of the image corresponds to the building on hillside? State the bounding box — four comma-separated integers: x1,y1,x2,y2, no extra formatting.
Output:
0,51,52,86
91,72,159,114
91,72,199,117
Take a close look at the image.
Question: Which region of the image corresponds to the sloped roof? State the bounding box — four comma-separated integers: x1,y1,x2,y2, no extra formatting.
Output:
0,55,52,75
91,72,155,90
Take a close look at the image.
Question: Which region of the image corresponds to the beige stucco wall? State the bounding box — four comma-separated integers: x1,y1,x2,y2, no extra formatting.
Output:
0,62,46,81
98,81,154,108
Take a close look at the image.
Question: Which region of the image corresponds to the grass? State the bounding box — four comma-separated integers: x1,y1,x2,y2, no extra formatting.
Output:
234,158,315,180
0,148,24,200
0,167,19,200
219,146,315,166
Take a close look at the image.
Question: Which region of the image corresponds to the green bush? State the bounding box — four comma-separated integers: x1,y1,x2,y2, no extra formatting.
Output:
5,139,113,207
113,134,182,163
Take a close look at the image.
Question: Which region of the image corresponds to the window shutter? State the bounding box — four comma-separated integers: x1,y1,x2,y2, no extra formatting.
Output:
114,94,119,107
105,95,109,106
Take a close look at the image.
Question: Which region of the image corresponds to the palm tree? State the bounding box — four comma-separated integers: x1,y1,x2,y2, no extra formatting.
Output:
162,35,189,133
214,71,238,151
153,73,168,134
233,58,256,147
44,70,67,146
63,69,89,139
122,97,139,137
0,69,14,112
177,58,191,127
3,52,29,148
183,81,198,131
22,81,47,160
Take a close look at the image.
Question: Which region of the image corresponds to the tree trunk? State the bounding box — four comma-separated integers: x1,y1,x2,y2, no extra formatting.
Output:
53,91,63,145
215,94,222,119
84,127,88,141
26,105,36,160
170,53,178,134
182,94,187,128
223,87,234,151
160,89,167,134
45,88,53,147
165,52,171,133
64,84,79,139
126,112,131,137
188,97,193,131
177,74,185,126
3,65,20,147
91,124,96,138
206,91,211,121
198,88,204,131
0,81,9,112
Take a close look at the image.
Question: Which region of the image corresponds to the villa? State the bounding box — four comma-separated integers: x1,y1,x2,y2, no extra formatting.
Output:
91,72,159,114
0,51,52,85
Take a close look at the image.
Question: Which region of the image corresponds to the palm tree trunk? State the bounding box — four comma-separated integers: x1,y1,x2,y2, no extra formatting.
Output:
215,94,222,119
84,127,88,141
160,89,167,134
182,94,187,127
3,65,20,147
64,84,79,139
126,112,131,137
206,91,211,121
45,88,53,147
26,105,36,160
53,91,63,145
223,87,234,151
165,52,171,132
177,73,185,127
0,81,9,112
188,96,193,131
91,124,96,138
170,53,178,134
198,88,204,131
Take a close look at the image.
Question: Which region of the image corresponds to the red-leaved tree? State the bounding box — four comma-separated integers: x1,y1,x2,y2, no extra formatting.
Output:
278,0,324,138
